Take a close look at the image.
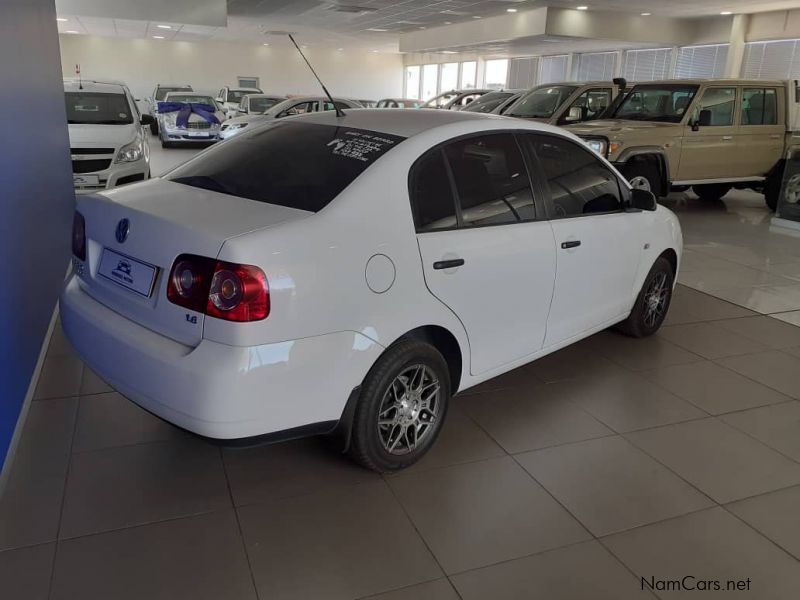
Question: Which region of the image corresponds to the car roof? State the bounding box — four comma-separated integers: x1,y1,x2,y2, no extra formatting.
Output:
631,78,787,86
295,107,555,138
157,84,192,88
229,87,262,92
245,94,286,99
63,79,126,93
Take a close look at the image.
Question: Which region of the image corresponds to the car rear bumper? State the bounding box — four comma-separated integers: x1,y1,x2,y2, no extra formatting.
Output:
60,275,384,439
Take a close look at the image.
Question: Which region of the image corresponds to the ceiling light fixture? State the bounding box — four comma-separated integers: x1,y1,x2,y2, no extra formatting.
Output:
507,8,518,12
444,21,452,24
57,17,67,22
472,15,482,19
367,28,388,32
641,12,651,16
720,11,732,15
65,30,79,34
576,5,588,10
262,42,269,46
157,25,172,29
153,35,165,39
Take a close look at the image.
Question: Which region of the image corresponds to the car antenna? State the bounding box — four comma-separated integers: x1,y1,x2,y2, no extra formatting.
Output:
287,34,345,118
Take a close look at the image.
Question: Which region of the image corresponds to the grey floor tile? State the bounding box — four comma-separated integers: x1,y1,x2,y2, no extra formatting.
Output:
361,579,460,600
238,481,441,600
560,369,706,433
0,398,78,551
772,310,800,327
703,285,800,315
527,340,621,383
460,362,542,395
517,436,713,536
397,406,506,473
717,350,800,399
33,354,83,400
72,392,185,453
0,543,55,600
586,332,704,372
59,439,231,538
388,456,590,574
452,540,653,600
459,385,612,454
663,286,757,326
657,322,770,359
642,361,791,415
625,418,800,503
78,368,113,395
726,485,800,560
714,315,800,349
721,401,800,462
50,510,256,600
603,507,800,600
46,324,76,359
785,345,800,359
223,437,379,506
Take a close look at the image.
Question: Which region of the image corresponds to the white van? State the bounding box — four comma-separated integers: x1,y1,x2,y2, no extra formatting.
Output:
64,79,154,192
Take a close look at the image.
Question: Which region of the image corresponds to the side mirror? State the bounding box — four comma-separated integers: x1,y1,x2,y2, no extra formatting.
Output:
693,109,712,131
565,106,585,122
140,114,156,126
630,188,657,211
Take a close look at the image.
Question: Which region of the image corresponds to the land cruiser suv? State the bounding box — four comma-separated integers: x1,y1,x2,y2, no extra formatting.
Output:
566,79,800,210
504,79,629,126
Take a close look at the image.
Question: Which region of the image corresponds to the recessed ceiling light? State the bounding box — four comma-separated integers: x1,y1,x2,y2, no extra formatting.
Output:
441,50,457,54
65,30,79,34
57,17,68,22
367,28,388,32
576,5,588,10
507,8,517,12
371,49,379,53
720,11,732,15
641,12,651,16
157,25,172,29
262,42,269,46
301,44,308,48
153,35,165,39
444,21,452,24
337,48,343,51
472,15,482,19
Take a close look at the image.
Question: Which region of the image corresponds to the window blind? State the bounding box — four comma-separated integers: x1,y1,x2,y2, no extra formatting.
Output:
622,48,673,81
508,57,539,89
742,39,800,79
574,52,617,82
539,55,569,85
674,44,729,79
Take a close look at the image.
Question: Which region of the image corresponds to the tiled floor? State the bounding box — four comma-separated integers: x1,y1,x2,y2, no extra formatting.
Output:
3,150,800,599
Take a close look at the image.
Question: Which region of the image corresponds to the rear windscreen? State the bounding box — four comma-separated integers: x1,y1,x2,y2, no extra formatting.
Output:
65,92,133,125
168,121,405,212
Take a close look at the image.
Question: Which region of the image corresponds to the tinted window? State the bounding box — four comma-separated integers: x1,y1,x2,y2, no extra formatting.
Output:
410,150,458,231
560,88,612,124
506,85,578,119
279,101,314,117
65,92,133,125
168,122,404,212
462,92,514,113
444,134,535,226
614,85,698,123
155,87,192,101
528,135,622,218
742,88,778,125
692,87,736,126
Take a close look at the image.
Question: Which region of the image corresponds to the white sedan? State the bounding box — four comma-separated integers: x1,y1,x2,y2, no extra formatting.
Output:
61,109,682,472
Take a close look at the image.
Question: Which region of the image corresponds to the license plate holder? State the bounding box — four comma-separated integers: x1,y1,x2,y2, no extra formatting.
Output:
98,248,157,297
187,131,209,138
73,174,100,186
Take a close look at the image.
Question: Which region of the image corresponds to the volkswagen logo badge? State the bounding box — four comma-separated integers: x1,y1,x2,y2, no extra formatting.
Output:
116,218,130,244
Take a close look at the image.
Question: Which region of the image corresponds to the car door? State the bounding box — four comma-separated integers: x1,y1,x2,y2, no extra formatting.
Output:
737,86,785,177
677,86,739,181
412,132,557,376
524,133,643,347
557,87,613,125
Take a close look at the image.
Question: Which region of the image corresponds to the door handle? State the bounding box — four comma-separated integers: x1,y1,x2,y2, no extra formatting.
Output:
433,258,465,270
561,240,581,249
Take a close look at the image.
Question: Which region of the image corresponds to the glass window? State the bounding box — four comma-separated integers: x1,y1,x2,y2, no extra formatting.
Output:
444,134,536,226
278,101,314,117
742,88,778,125
249,96,282,113
440,62,459,93
613,84,699,123
560,88,613,124
168,122,405,213
155,86,192,101
410,150,458,231
421,64,438,101
64,92,134,125
691,87,736,126
238,77,259,89
405,66,421,99
506,85,578,119
528,134,622,218
460,61,477,89
162,94,216,105
484,59,509,90
462,91,515,113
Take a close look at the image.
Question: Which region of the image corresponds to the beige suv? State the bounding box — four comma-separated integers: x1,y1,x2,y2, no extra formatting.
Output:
504,80,628,126
565,79,799,210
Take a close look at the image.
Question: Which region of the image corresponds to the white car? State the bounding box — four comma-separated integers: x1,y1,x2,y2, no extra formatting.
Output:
219,96,362,139
216,86,263,117
65,79,154,192
61,109,682,472
157,92,226,147
231,93,287,118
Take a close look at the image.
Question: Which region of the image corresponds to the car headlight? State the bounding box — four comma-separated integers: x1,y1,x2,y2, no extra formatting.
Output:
115,136,144,163
584,138,608,157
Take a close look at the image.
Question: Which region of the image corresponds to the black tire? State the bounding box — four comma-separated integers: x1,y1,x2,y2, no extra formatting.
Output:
149,121,159,135
349,339,450,472
161,139,170,149
617,256,674,338
693,183,732,201
621,161,662,197
764,171,782,212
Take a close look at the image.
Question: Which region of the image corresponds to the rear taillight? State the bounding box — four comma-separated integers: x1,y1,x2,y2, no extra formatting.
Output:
72,211,86,261
167,254,269,322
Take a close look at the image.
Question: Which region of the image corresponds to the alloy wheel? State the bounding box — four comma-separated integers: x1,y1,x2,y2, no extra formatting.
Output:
643,272,669,328
377,364,440,455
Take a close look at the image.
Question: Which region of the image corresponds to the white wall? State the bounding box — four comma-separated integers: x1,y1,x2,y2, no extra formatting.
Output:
58,35,404,101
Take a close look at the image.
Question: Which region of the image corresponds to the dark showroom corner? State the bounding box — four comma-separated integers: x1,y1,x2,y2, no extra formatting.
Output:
3,1,800,600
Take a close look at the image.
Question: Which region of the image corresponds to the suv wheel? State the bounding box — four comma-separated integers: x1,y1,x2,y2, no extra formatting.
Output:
693,183,732,201
149,120,159,135
349,340,450,472
622,162,661,196
617,257,674,338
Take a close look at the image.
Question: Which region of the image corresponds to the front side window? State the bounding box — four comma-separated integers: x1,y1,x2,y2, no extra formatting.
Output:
613,85,699,123
65,92,134,125
691,87,736,126
168,122,404,212
506,85,578,119
462,92,513,114
560,88,612,124
528,134,623,218
742,88,778,125
443,134,535,226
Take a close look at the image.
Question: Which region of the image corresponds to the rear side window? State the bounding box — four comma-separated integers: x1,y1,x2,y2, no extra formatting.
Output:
742,88,779,125
168,122,405,212
527,134,622,218
410,150,458,231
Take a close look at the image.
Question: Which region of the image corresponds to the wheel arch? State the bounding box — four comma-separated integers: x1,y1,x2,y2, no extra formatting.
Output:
617,148,670,197
659,248,678,277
